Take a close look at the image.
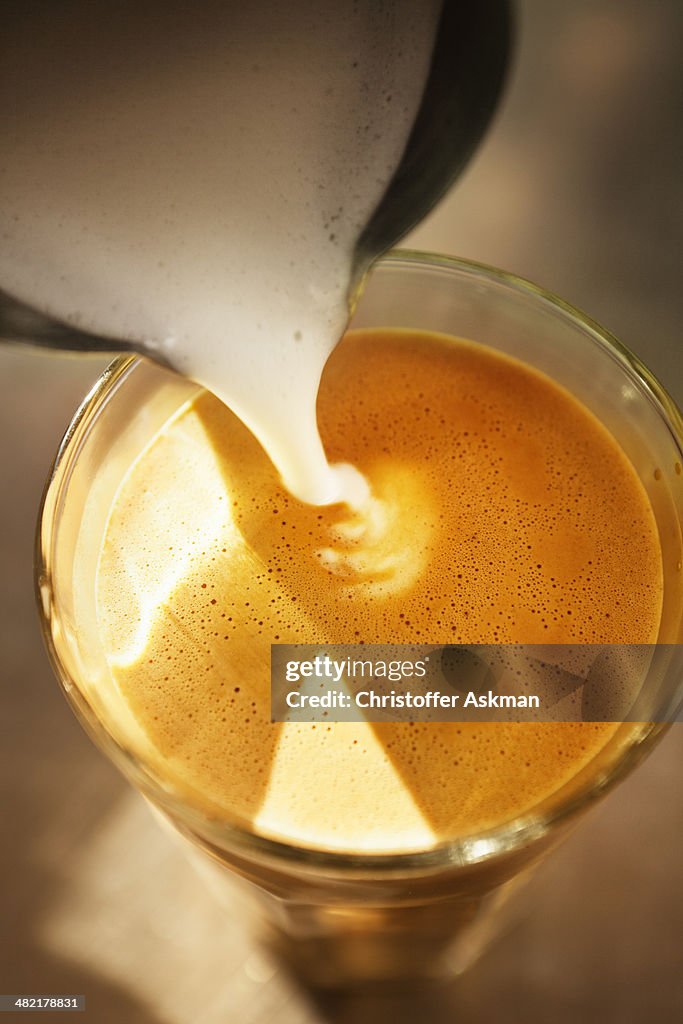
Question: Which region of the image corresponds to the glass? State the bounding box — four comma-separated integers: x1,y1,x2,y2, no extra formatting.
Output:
36,252,683,988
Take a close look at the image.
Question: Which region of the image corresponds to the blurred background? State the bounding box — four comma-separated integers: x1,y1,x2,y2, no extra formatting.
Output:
1,1,681,1021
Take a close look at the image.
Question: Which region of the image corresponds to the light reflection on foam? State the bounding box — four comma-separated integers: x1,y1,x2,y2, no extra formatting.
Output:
97,408,439,851
254,720,436,853
101,410,241,669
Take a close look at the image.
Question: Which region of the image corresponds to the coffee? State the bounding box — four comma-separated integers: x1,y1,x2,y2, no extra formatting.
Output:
96,328,662,853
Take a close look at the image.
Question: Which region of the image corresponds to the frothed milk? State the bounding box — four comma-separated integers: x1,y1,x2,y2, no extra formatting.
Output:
0,0,440,503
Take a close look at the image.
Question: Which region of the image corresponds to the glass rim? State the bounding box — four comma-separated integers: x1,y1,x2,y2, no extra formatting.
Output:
378,250,683,440
35,249,681,877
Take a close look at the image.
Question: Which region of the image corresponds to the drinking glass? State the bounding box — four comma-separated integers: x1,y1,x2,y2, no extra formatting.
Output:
36,252,683,988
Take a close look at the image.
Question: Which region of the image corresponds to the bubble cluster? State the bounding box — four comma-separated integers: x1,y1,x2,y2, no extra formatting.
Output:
97,329,663,851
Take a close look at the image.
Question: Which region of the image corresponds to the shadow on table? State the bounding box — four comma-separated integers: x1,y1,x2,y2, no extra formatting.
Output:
0,623,166,1024
294,974,505,1024
1,942,165,1024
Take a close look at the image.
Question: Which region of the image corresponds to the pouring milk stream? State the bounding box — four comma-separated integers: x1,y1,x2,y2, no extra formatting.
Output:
0,0,506,505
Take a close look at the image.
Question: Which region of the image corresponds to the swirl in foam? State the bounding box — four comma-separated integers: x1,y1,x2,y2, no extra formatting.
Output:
317,468,435,596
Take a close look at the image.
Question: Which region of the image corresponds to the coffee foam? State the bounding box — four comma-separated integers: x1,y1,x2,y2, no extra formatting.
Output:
0,0,440,504
96,330,663,852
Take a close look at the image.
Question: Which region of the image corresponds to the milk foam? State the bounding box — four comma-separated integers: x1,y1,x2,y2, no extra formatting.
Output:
0,0,441,504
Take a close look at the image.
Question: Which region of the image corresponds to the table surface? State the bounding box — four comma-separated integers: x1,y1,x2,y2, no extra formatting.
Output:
1,2,682,1021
